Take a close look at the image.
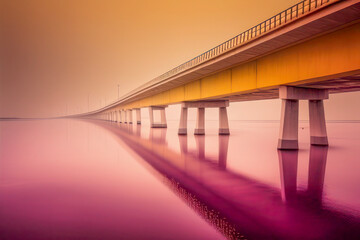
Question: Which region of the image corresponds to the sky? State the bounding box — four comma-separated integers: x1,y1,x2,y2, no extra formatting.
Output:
1,0,359,120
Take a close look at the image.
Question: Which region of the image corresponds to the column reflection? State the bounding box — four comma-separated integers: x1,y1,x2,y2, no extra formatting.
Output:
149,128,167,145
278,149,298,203
134,124,141,137
218,135,229,170
307,145,328,206
194,135,205,160
278,145,328,204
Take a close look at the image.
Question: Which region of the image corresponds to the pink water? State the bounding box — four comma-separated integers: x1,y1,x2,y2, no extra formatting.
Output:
0,119,360,239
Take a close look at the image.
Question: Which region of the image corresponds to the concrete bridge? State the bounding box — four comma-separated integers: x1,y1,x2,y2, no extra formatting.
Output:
76,0,360,149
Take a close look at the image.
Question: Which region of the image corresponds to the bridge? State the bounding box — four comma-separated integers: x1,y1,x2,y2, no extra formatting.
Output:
75,0,360,150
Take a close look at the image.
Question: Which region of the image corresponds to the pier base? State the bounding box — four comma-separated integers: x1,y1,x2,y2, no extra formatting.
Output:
178,100,230,135
149,106,168,128
278,86,329,149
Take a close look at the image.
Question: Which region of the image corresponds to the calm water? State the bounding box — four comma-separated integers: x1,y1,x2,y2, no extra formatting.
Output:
0,119,360,239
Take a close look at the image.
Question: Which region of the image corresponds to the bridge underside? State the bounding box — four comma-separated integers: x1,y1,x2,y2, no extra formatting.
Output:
226,73,360,102
122,20,360,109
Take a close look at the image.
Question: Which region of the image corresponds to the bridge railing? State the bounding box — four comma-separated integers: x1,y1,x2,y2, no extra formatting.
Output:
151,0,335,83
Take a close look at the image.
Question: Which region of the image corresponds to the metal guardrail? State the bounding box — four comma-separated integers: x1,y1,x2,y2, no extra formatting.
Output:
150,0,335,83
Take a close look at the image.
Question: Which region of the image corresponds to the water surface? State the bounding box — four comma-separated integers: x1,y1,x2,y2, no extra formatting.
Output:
1,119,360,239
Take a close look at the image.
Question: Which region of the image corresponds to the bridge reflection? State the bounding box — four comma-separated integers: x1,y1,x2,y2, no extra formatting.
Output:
278,146,328,205
93,120,360,240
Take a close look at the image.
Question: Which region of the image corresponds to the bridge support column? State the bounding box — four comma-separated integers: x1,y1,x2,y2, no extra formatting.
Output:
309,100,328,145
195,108,205,135
121,110,124,123
127,109,133,124
135,108,141,124
123,110,127,123
149,106,168,128
278,86,329,150
179,100,229,135
178,107,188,135
278,99,299,149
219,107,230,135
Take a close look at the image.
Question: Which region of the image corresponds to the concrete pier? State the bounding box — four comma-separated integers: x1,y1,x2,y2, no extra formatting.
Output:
178,107,188,135
135,108,141,125
278,86,329,150
118,110,122,123
309,100,328,145
278,99,299,150
178,100,230,135
149,106,167,128
219,107,230,135
195,108,205,135
127,109,133,124
123,110,127,123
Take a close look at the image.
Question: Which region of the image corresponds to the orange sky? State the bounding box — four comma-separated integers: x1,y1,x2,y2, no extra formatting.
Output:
1,0,359,119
